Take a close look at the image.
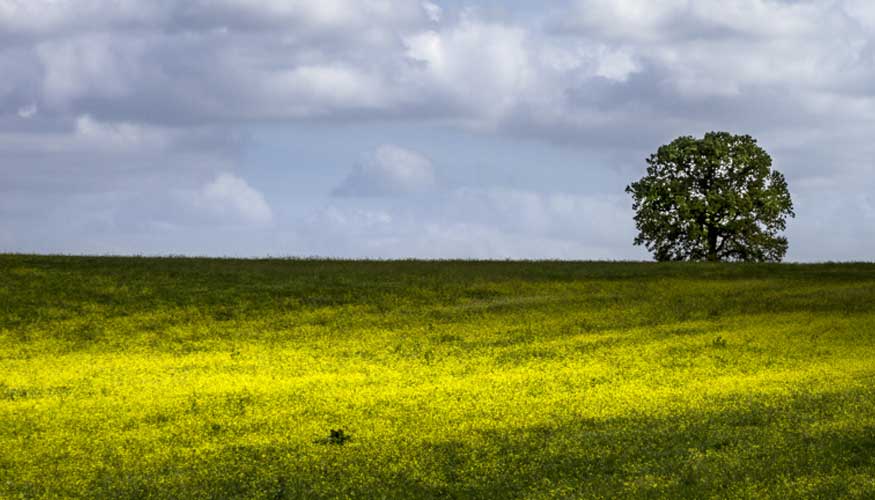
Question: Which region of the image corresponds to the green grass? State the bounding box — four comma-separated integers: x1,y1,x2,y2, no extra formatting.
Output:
2,255,875,499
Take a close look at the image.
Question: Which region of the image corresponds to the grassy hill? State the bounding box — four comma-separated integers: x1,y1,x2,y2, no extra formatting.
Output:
2,255,875,498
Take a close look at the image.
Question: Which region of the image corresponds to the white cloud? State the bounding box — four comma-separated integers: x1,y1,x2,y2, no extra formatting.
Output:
2,0,875,259
446,187,635,245
0,114,174,155
16,104,37,118
2,0,873,133
194,0,425,32
566,0,823,42
0,0,162,38
191,173,273,225
36,33,144,107
301,186,645,259
0,0,424,39
262,64,391,116
403,20,535,122
333,145,436,196
422,1,442,23
398,11,650,136
564,0,874,100
73,115,172,152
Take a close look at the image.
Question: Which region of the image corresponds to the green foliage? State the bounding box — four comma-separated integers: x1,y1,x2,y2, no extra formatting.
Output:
313,429,351,446
1,255,875,499
626,132,795,262
711,335,728,348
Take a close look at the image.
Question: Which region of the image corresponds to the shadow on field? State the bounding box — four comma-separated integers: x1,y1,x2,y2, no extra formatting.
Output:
7,386,872,499
3,256,875,342
4,256,875,312
372,388,875,499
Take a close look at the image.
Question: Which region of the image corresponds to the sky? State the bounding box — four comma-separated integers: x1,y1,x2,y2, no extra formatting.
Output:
1,0,874,261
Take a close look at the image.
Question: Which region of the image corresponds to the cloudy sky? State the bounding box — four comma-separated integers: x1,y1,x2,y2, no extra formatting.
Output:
2,0,874,261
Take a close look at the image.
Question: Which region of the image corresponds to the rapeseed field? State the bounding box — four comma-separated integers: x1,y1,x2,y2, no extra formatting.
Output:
1,255,874,499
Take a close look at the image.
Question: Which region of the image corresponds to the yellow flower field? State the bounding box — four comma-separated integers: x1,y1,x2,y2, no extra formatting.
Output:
1,256,874,498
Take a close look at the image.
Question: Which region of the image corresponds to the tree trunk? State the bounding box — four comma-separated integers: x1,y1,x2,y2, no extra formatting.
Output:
707,226,719,262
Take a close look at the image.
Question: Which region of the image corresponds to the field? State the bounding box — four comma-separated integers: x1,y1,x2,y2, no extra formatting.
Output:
1,255,875,499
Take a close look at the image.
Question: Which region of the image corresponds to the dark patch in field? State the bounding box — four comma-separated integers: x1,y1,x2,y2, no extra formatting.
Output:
573,336,625,354
495,347,557,365
431,333,463,344
460,288,503,301
0,384,73,400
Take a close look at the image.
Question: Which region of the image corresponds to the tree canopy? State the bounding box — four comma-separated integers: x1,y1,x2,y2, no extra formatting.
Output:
626,132,794,262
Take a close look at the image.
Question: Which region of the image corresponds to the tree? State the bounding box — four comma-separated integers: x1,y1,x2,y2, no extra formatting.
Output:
625,132,794,262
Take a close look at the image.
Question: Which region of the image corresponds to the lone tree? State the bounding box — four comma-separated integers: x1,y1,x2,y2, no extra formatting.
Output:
626,132,794,262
